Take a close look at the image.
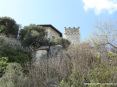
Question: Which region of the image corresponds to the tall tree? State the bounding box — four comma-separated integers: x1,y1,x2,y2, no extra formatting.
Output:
91,20,117,50
19,24,48,49
0,17,19,38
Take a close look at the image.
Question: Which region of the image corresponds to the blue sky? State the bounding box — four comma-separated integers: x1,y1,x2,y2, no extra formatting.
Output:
0,0,117,40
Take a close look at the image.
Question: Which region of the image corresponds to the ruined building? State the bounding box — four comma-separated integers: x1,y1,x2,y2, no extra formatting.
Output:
64,27,80,44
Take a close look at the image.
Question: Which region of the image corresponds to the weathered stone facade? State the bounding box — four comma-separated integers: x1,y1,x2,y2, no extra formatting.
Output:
39,24,62,40
46,27,61,40
64,27,80,44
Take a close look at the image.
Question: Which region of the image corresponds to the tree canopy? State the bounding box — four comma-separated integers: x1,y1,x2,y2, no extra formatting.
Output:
0,17,19,38
19,24,48,49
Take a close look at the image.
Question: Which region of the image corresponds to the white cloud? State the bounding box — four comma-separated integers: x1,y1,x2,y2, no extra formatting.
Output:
83,0,117,14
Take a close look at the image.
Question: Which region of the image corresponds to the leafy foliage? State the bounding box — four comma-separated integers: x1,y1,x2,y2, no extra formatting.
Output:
0,63,27,87
0,57,8,77
0,17,19,38
50,38,71,48
0,36,32,65
19,24,47,48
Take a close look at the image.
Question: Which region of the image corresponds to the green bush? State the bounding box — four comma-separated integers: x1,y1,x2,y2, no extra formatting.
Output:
0,57,8,77
0,63,27,87
0,17,19,38
19,24,47,48
88,64,117,87
0,36,32,65
50,38,71,48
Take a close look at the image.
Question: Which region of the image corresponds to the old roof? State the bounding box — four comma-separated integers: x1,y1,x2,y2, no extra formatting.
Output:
39,24,62,37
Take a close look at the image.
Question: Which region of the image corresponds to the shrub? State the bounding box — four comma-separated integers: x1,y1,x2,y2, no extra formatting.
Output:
0,36,32,65
0,17,19,38
0,63,27,87
19,24,47,48
0,57,8,77
50,38,71,48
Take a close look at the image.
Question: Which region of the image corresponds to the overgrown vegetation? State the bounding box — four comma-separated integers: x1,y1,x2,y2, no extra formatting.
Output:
19,24,47,48
0,17,117,87
0,36,32,65
0,17,19,38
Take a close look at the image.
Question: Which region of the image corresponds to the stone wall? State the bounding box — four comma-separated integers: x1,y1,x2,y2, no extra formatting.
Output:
46,27,61,40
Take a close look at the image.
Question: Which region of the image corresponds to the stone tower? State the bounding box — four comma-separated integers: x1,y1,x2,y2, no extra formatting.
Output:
64,27,80,44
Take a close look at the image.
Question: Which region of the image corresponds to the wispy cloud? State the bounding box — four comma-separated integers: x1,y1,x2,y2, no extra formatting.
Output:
83,0,117,14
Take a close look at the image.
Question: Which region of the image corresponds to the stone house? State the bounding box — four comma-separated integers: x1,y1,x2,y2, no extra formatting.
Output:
39,24,62,40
